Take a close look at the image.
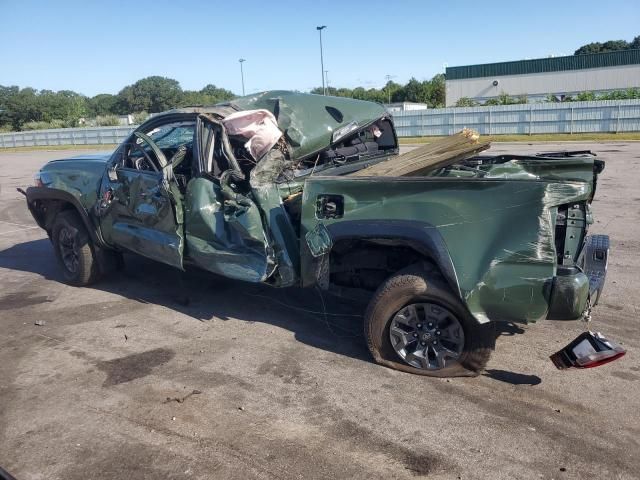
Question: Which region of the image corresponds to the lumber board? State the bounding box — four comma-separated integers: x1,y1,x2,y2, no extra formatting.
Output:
351,129,490,177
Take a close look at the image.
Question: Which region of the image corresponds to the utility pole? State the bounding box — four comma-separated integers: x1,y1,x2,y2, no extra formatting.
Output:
316,26,327,95
239,58,246,96
384,74,394,104
324,70,330,95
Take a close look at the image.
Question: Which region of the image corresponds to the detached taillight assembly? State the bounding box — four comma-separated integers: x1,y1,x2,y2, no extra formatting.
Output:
550,331,626,369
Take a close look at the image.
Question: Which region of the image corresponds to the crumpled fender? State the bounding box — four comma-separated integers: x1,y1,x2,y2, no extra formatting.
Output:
25,186,106,247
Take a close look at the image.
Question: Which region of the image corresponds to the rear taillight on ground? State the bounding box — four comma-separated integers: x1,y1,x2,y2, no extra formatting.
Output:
550,331,626,369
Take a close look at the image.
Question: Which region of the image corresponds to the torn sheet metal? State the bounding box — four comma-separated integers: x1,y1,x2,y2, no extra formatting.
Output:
184,177,275,282
248,182,300,287
250,149,291,186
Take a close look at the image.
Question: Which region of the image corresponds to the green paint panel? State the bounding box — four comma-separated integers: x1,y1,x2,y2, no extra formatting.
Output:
99,168,184,270
301,173,592,324
40,155,109,211
184,177,274,282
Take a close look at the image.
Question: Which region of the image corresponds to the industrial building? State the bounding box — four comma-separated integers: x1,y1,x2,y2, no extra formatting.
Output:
445,50,640,106
384,102,429,114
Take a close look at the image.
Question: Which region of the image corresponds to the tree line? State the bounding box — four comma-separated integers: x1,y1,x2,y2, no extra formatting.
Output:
311,74,446,108
574,35,640,55
0,76,235,131
0,74,447,132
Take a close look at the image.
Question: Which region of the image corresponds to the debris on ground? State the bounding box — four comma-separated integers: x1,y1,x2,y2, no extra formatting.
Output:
164,389,202,404
34,320,46,326
350,128,490,177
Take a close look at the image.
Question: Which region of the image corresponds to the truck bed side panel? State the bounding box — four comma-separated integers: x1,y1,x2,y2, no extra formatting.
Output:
301,176,591,324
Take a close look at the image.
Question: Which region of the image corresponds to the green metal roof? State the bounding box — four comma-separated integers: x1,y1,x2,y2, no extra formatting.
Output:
446,49,640,80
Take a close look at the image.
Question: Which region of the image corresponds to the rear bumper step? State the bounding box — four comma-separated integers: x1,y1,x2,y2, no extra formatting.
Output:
547,234,609,321
580,234,609,306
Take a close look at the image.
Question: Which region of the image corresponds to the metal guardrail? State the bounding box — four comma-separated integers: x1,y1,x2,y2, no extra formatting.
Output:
391,99,640,137
0,125,136,148
1,99,639,148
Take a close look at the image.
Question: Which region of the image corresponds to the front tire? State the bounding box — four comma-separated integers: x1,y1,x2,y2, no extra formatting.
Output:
364,265,494,377
51,211,100,286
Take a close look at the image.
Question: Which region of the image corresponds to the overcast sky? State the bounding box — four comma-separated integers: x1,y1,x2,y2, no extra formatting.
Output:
1,0,639,96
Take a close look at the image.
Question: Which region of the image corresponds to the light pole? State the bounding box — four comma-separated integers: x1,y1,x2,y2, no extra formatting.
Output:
324,70,330,94
239,58,246,96
316,26,327,95
384,74,395,104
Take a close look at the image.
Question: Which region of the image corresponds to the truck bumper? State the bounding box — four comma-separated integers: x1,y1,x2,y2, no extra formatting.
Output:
547,235,609,320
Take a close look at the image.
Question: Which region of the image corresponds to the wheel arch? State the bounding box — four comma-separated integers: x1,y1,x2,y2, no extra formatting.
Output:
25,186,106,247
303,219,462,299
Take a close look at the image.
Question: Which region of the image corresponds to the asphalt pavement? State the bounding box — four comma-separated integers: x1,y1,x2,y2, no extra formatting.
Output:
0,143,639,479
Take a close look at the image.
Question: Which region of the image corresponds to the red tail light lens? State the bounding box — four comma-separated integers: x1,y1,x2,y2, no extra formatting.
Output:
550,331,626,370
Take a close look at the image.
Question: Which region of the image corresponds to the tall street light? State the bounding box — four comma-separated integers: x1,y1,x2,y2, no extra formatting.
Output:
384,74,396,104
316,26,327,95
239,58,246,96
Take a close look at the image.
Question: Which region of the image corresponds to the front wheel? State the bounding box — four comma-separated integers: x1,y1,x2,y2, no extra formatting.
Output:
364,265,495,377
51,211,100,286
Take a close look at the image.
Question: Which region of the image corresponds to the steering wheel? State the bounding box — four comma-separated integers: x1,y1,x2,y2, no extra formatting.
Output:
131,142,158,172
129,132,169,173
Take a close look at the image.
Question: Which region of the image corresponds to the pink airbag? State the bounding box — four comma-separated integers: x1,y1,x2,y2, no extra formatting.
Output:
222,109,282,161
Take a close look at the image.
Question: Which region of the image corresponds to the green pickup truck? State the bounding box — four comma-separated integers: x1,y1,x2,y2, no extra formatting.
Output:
25,91,609,377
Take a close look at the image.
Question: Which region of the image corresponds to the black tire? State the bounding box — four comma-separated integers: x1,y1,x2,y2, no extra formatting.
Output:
364,264,495,377
51,210,100,286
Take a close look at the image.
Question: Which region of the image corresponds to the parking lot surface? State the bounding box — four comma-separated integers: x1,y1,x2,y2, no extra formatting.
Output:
1,143,639,480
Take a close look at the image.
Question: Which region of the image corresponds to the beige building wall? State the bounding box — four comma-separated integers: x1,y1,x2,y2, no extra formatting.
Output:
446,64,640,106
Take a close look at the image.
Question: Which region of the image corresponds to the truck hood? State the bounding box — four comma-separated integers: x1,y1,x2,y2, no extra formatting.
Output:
49,152,112,164
228,91,389,160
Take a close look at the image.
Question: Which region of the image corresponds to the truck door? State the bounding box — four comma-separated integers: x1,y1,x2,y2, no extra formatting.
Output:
98,129,185,270
183,114,276,282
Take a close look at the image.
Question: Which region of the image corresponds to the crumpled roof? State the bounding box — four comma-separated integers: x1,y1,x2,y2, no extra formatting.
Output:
227,91,388,160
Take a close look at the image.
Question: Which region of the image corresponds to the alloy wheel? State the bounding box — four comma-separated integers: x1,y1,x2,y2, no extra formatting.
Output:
389,302,465,370
58,227,79,274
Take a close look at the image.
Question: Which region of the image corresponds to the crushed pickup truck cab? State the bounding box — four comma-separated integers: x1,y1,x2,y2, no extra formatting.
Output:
25,91,610,377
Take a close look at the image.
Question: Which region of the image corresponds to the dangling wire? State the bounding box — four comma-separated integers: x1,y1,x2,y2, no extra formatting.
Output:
244,288,361,338
309,154,321,176
314,285,360,339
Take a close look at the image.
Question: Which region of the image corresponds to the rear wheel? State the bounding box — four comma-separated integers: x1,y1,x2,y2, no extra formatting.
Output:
364,265,495,377
51,211,100,286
